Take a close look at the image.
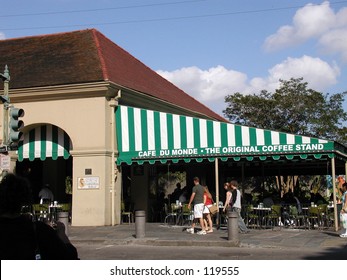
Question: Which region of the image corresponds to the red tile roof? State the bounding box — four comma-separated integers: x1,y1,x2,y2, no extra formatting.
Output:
0,29,225,121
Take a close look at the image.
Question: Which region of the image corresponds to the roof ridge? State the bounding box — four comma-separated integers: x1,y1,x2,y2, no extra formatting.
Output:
91,31,226,121
1,29,94,42
91,29,109,81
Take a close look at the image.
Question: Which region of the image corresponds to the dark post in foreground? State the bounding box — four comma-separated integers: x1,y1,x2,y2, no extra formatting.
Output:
135,210,146,238
58,211,69,236
228,211,239,243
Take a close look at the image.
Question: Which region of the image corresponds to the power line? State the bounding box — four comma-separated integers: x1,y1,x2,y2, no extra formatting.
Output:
1,0,347,31
0,0,206,18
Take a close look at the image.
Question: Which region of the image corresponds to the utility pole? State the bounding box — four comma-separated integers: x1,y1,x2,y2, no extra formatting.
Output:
0,66,25,177
1,65,24,150
0,65,10,177
1,65,10,147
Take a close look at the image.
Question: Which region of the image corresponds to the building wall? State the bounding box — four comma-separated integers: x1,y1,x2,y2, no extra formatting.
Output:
7,86,121,226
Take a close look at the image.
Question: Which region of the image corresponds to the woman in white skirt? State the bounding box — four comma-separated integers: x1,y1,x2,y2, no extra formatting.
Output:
203,186,214,233
340,182,347,238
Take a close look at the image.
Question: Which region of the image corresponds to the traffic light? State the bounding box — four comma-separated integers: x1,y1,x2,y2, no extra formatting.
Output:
0,145,8,153
9,107,24,147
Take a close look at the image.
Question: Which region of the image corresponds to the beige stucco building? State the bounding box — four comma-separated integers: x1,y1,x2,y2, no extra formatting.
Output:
1,29,346,228
0,29,225,226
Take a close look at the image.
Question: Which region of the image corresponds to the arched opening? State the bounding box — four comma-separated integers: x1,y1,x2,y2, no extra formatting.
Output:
15,124,73,205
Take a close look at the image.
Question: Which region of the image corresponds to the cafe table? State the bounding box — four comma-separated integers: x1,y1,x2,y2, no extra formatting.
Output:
49,204,63,224
253,206,271,228
164,203,182,225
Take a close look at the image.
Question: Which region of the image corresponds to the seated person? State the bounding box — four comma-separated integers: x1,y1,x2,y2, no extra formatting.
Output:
263,196,274,208
38,184,54,204
0,174,79,260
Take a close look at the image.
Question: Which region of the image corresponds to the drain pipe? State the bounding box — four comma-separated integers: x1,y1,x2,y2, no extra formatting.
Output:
215,158,220,227
331,157,338,232
109,90,121,226
215,158,219,205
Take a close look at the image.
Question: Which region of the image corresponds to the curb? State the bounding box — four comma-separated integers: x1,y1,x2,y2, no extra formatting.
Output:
131,239,240,247
70,237,241,247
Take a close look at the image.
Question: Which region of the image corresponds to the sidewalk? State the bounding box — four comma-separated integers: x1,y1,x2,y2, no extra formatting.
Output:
68,223,347,250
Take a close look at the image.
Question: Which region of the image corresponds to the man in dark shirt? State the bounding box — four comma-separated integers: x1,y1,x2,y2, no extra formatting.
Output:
186,177,206,235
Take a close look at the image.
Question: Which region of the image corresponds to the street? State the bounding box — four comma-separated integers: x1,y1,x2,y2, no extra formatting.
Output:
74,242,347,260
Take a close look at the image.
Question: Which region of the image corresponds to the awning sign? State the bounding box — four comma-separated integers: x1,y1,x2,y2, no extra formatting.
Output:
138,143,326,158
116,106,336,164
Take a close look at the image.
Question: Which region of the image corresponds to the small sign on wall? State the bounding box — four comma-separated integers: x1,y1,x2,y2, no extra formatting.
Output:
77,176,100,189
0,154,10,171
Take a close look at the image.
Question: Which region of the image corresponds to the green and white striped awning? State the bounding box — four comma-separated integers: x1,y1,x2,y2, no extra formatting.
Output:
116,106,345,165
18,125,71,161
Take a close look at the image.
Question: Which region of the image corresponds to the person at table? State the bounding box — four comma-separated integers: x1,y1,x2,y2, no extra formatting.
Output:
170,182,182,203
293,193,302,214
203,186,214,233
178,186,189,204
186,177,206,235
340,182,347,238
38,183,54,204
310,192,327,205
281,190,296,226
0,173,79,260
262,191,274,208
227,180,250,233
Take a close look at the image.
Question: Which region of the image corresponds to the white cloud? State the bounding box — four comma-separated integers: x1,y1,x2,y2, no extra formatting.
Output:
0,32,5,40
157,65,248,101
156,56,340,115
263,1,347,62
292,1,335,38
157,66,249,114
264,1,335,51
264,25,297,51
261,55,340,91
319,28,347,62
335,6,347,26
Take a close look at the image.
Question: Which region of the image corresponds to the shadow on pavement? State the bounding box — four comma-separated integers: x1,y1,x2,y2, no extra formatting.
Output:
322,231,340,237
304,231,347,260
304,244,347,260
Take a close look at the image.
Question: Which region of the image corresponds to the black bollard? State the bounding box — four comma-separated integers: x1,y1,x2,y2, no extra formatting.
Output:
227,211,239,243
57,211,69,236
135,210,146,238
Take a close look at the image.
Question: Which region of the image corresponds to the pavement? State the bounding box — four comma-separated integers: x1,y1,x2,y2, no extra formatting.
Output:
68,222,347,251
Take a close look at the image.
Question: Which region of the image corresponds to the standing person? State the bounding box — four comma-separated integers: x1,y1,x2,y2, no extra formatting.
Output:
229,180,250,233
170,183,182,203
203,186,214,233
223,182,234,212
340,182,347,238
186,177,206,235
336,176,345,203
222,182,234,227
0,173,78,260
38,184,54,204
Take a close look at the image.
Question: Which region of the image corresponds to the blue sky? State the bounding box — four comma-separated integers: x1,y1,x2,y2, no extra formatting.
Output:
1,0,347,117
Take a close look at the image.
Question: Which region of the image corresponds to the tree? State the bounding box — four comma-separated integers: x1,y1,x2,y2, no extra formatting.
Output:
224,78,347,195
223,78,347,145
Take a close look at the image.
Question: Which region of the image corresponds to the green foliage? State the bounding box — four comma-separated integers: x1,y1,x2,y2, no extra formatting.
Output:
65,176,72,194
223,78,347,145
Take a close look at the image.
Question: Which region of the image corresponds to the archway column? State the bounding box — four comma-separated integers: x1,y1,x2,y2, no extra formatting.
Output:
70,149,114,226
